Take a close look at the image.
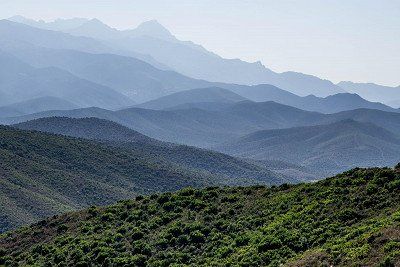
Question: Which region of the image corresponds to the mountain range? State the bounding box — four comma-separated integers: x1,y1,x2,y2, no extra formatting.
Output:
0,101,325,147
0,50,134,109
4,16,344,97
338,81,400,108
215,119,400,176
0,97,78,117
225,84,398,113
1,17,399,109
1,14,400,232
3,100,400,148
137,87,247,110
1,43,215,102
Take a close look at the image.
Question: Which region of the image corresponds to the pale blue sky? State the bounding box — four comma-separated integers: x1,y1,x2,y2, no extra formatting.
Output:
1,0,399,86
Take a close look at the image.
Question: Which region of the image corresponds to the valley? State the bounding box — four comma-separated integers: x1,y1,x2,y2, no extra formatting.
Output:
0,10,399,267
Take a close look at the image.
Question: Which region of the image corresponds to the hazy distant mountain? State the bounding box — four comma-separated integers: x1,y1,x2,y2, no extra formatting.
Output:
215,120,400,176
338,81,400,108
0,19,168,70
164,102,234,112
0,19,107,53
4,101,400,148
0,51,134,109
3,45,216,102
104,20,344,96
321,108,400,135
0,96,78,117
125,20,177,41
304,93,397,113
67,18,121,40
226,84,299,103
9,17,345,97
7,16,175,42
0,101,325,147
137,87,247,109
226,84,397,113
8,15,89,31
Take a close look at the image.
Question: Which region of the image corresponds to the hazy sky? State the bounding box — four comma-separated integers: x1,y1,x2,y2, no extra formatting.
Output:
1,0,399,86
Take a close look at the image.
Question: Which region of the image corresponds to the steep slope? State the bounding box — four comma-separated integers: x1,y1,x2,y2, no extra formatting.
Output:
0,125,284,232
0,51,134,109
228,84,397,113
3,45,216,102
14,117,287,185
215,120,400,176
0,97,78,118
137,87,247,110
338,81,400,107
2,166,400,266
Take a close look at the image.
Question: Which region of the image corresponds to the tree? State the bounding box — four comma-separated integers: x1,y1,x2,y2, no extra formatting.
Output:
394,162,400,172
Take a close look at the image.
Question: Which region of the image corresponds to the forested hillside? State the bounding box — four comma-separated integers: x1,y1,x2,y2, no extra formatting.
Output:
1,166,399,266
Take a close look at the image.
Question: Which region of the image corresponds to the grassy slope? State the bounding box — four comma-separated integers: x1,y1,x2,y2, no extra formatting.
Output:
1,167,399,266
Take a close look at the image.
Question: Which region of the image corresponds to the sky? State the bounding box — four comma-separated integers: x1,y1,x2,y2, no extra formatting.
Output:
1,0,399,86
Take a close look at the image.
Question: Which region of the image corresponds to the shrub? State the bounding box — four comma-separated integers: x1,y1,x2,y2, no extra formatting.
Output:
190,230,205,243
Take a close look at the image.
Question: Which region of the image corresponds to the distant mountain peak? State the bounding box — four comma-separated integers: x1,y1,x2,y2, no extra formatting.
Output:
76,18,116,30
138,19,165,29
131,19,175,41
89,18,102,23
7,15,28,22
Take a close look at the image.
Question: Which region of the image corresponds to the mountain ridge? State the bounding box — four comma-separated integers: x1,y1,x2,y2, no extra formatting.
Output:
215,119,400,176
7,16,346,97
0,50,135,109
3,101,400,150
137,87,247,110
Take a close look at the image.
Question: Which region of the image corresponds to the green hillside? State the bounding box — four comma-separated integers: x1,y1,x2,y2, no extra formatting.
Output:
14,117,289,184
0,124,285,233
1,166,399,266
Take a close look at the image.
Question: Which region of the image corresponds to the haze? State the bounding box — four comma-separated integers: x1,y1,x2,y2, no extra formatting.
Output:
1,0,399,86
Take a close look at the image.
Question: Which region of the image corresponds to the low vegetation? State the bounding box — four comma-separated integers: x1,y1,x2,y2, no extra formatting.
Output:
0,124,285,233
1,166,399,266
